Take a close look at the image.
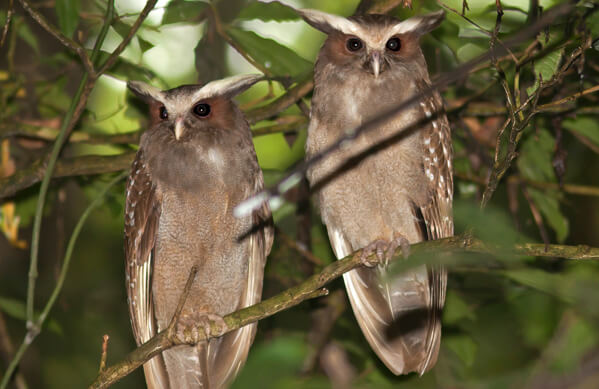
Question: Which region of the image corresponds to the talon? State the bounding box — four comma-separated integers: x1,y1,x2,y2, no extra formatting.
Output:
175,312,228,344
385,233,411,265
360,239,390,267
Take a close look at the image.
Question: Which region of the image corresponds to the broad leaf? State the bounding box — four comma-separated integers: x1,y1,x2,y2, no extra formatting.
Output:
226,27,312,77
56,0,80,38
236,0,299,22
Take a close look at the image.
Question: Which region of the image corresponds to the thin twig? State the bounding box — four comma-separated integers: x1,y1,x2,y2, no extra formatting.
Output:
99,335,109,373
96,0,159,76
0,0,14,48
1,172,127,389
17,0,95,74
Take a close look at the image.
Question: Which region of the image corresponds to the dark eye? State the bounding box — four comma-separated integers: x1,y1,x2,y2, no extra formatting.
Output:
346,37,363,52
159,106,168,120
193,103,211,117
386,37,401,52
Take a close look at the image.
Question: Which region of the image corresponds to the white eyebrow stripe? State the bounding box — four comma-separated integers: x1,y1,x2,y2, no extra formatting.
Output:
392,18,424,34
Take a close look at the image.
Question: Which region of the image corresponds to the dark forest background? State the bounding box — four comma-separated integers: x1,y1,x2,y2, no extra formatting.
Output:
1,0,599,388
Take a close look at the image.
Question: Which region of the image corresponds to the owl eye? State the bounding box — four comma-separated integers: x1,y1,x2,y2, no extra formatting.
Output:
193,103,211,117
346,37,363,52
159,106,168,120
386,37,401,52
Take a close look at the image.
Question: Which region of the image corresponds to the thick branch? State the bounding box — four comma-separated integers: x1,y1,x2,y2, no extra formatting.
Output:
89,234,599,388
0,152,135,200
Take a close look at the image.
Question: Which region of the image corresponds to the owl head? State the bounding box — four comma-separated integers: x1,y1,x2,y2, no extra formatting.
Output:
127,74,262,141
297,9,445,79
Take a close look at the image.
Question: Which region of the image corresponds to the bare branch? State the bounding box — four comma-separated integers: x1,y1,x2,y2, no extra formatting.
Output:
0,151,134,200
17,0,95,73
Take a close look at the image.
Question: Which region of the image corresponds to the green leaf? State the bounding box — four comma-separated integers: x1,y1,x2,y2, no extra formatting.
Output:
528,188,569,242
162,0,208,25
0,296,62,334
549,315,599,373
231,336,308,389
563,116,599,150
56,0,80,38
226,27,312,77
16,16,40,53
445,334,478,367
444,291,476,325
526,29,564,94
517,129,568,242
236,1,300,22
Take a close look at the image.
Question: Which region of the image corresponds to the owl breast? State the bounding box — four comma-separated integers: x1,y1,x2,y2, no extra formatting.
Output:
307,64,430,249
141,126,258,331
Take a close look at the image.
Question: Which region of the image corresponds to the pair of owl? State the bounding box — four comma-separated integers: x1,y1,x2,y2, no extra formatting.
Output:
124,7,453,389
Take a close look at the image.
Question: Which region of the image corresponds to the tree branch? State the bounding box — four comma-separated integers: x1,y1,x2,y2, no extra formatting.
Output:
89,234,599,387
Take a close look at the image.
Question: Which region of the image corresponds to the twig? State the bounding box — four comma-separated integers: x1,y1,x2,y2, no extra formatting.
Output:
276,227,324,265
521,185,550,248
0,312,28,389
0,172,127,389
17,0,95,74
0,148,134,199
96,0,159,76
99,335,109,373
537,84,599,111
0,0,14,48
481,38,590,207
456,172,599,198
246,77,314,124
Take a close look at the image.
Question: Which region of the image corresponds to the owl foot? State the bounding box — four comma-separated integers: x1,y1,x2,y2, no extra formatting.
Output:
360,234,410,268
176,312,228,344
360,239,390,267
386,233,410,263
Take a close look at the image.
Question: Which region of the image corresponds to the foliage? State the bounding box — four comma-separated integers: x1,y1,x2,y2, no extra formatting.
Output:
1,0,599,388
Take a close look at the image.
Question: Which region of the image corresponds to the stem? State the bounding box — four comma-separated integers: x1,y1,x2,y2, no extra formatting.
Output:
1,173,126,389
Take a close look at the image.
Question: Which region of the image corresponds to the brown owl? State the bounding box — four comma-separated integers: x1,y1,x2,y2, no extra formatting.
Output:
297,9,453,375
124,74,273,388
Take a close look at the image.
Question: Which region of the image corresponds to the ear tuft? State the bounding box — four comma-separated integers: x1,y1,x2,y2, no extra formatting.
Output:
393,10,445,36
196,74,263,100
127,81,164,104
295,8,359,35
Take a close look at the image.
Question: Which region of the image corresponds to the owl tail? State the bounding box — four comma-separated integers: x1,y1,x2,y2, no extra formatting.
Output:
142,324,258,389
343,265,444,375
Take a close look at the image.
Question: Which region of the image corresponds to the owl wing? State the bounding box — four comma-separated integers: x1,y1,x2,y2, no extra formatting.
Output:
208,171,274,387
123,150,168,389
416,90,453,372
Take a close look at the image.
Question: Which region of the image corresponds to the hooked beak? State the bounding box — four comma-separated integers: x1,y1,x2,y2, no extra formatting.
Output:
370,51,382,78
174,118,184,140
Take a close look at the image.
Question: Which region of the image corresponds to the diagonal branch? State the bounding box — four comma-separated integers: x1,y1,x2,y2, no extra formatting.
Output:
89,234,599,388
17,0,95,74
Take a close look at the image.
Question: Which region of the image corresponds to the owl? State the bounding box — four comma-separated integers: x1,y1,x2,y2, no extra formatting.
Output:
297,9,453,375
124,74,273,388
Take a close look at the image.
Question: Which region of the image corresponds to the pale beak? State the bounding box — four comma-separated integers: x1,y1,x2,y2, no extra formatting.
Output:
174,118,184,140
370,51,381,78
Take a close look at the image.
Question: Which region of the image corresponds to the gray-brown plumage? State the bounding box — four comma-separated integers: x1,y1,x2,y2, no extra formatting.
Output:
124,75,273,388
297,9,453,375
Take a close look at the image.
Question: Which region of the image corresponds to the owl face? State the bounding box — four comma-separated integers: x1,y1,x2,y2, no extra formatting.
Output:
298,9,445,79
127,74,261,141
